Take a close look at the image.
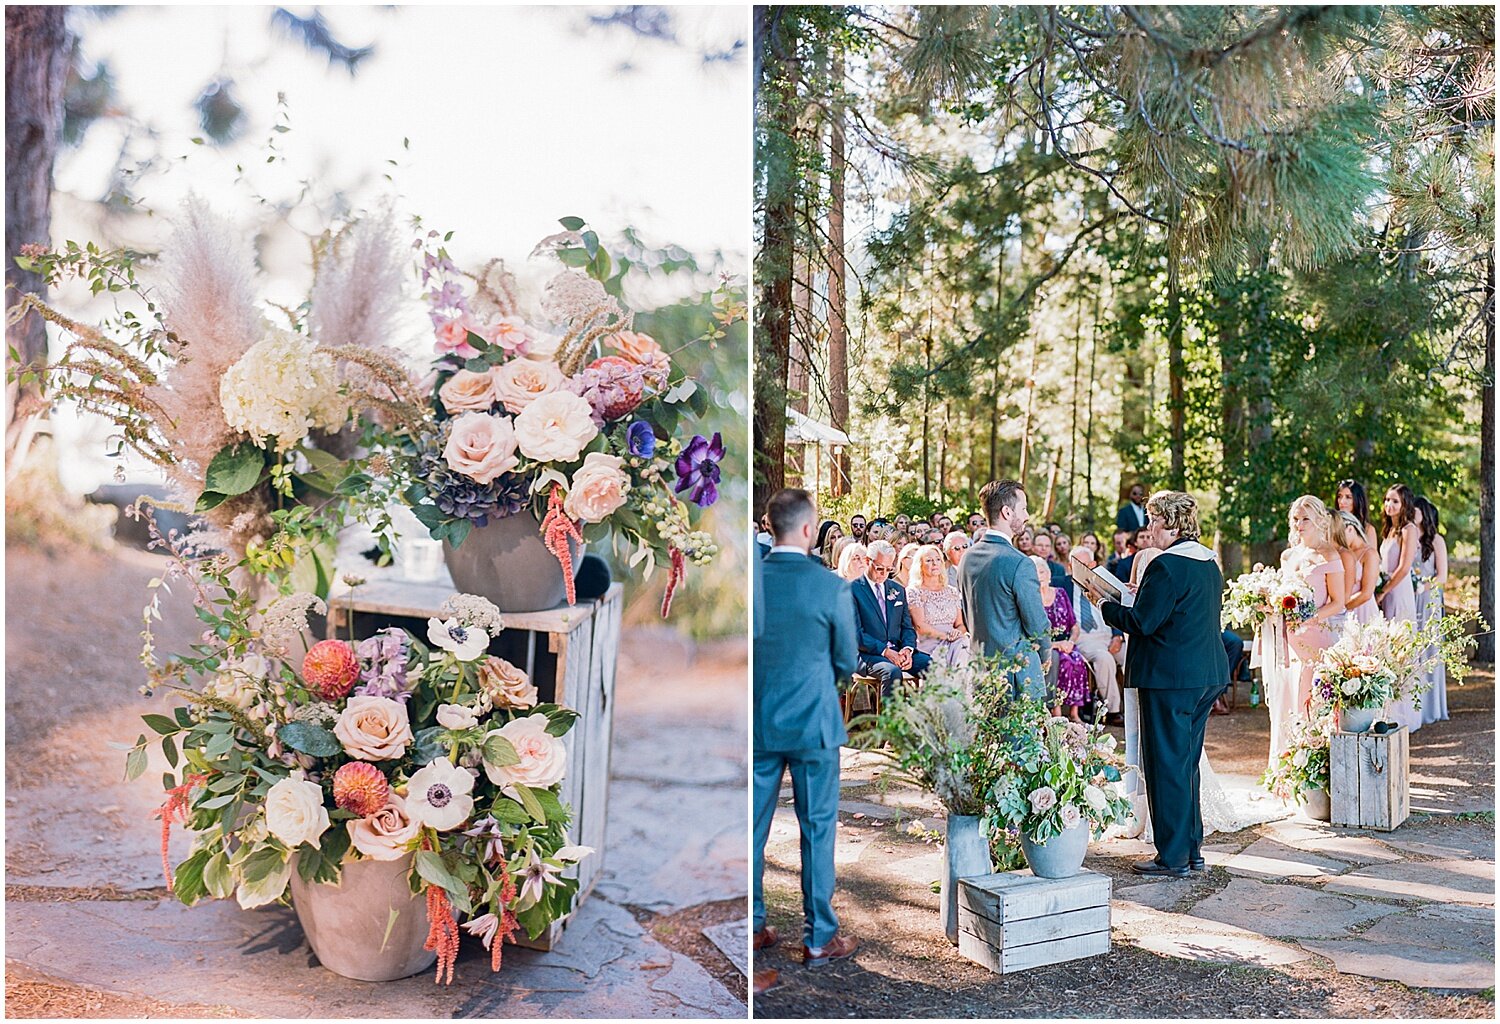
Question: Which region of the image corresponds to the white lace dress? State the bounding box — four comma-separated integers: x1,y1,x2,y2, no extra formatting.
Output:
1120,689,1288,840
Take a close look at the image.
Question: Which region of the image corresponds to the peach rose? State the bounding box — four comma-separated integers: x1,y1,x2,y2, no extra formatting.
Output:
435,318,479,358
483,713,567,790
478,656,537,710
333,695,413,761
491,359,565,415
609,331,669,371
484,315,534,355
438,369,499,414
512,391,598,463
564,452,630,523
347,791,420,861
443,412,520,484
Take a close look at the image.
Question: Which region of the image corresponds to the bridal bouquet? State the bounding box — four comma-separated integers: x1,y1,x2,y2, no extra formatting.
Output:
396,221,727,615
125,561,586,984
1223,565,1316,631
977,695,1133,844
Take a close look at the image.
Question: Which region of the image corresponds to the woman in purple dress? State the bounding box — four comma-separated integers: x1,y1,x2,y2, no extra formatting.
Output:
1030,555,1089,719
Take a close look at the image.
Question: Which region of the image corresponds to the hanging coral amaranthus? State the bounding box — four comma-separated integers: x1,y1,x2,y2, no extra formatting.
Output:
153,774,206,891
541,483,584,605
423,877,461,985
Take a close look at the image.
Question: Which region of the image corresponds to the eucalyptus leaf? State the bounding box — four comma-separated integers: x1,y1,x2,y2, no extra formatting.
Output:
276,722,342,757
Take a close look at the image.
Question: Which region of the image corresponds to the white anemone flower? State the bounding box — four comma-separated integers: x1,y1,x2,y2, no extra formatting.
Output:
405,759,475,831
436,703,480,730
426,617,490,661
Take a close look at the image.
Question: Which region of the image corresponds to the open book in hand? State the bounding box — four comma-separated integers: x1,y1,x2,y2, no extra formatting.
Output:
1070,551,1134,608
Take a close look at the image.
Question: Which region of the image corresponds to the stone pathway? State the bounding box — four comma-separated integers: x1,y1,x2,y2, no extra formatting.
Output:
4,546,747,1018
756,671,1495,1017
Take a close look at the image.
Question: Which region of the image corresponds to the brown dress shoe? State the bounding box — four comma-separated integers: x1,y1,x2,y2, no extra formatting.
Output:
753,968,781,994
753,925,779,950
802,931,858,966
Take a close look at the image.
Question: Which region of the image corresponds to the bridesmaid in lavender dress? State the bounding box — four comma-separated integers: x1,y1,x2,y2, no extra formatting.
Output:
1376,484,1423,733
1413,497,1449,725
1336,510,1383,626
1270,497,1347,770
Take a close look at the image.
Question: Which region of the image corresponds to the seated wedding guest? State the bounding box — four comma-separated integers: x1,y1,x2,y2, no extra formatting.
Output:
1031,531,1070,589
1105,529,1129,573
1033,554,1089,720
835,541,871,582
853,540,931,695
894,513,912,537
1115,528,1146,582
1045,521,1063,537
757,513,774,556
908,544,971,668
896,542,921,585
829,536,858,575
942,530,969,587
814,519,843,567
1067,546,1124,725
1077,531,1102,559
849,513,868,543
1015,525,1035,555
967,512,986,537
1116,482,1148,531
754,488,860,979
921,528,944,546
867,521,893,543
1054,532,1072,565
937,515,954,535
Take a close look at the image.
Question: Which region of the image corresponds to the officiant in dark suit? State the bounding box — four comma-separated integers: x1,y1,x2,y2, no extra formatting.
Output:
851,539,930,695
753,488,860,974
1091,490,1227,879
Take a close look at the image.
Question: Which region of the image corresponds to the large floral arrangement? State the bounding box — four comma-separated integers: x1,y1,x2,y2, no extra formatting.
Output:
1223,564,1316,631
1262,712,1334,803
861,661,993,816
1313,613,1481,715
397,220,728,615
1312,637,1400,712
976,694,1133,844
125,546,587,984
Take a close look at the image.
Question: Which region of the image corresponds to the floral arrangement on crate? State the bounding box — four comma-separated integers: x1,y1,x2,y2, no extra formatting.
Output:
124,547,588,984
397,219,731,615
8,198,420,582
974,691,1133,845
1261,710,1334,803
1223,564,1317,632
1312,613,1482,715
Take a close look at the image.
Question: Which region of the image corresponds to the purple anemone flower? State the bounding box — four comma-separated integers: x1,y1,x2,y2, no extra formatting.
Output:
674,432,724,508
627,420,657,458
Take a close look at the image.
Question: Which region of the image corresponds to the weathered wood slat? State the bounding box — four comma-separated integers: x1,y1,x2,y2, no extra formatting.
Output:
960,905,1111,947
1002,930,1111,971
957,869,1112,975
958,869,1111,923
1331,726,1409,831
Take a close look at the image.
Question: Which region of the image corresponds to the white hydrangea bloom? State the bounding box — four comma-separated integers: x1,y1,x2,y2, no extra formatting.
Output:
220,327,349,450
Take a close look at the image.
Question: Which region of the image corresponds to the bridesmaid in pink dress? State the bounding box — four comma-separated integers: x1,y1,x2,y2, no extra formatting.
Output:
1376,485,1423,732
1268,497,1348,771
1335,510,1383,626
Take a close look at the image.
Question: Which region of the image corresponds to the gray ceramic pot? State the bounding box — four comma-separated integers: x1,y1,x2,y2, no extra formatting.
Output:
1020,819,1089,879
941,814,993,944
289,854,435,982
1339,706,1380,733
1303,787,1332,822
442,509,583,612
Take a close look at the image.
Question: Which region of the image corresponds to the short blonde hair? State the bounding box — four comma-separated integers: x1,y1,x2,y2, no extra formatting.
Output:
897,542,920,580
836,541,870,579
1288,495,1336,548
907,544,945,588
1145,490,1201,541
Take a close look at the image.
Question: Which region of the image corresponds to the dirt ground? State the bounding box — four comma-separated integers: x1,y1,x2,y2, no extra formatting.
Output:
755,669,1496,1019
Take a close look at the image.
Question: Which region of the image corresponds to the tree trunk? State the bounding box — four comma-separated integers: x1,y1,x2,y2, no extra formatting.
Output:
5,6,71,458
1218,286,1244,576
752,6,795,514
1478,254,1495,664
826,49,850,498
1166,250,1186,490
785,249,811,487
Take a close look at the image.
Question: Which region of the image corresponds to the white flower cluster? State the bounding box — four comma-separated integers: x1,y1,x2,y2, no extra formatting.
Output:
641,498,719,565
220,328,349,450
438,594,506,637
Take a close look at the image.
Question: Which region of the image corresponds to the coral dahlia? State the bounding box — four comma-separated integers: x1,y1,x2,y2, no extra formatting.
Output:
333,761,391,817
303,639,360,700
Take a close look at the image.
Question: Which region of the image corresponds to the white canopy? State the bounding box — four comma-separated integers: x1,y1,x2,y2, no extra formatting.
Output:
784,407,851,446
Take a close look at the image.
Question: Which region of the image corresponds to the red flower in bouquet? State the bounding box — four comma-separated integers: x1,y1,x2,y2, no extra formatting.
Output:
303,639,360,700
1281,595,1297,611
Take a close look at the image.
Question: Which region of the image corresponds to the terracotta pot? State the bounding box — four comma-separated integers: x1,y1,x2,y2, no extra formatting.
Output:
289,854,435,982
1020,819,1089,879
442,509,583,613
940,814,993,944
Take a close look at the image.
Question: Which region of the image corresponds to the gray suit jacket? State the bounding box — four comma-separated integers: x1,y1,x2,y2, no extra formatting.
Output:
754,552,859,752
958,533,1052,700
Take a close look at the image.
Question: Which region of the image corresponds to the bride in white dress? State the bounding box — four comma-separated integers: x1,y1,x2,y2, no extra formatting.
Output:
1118,547,1288,840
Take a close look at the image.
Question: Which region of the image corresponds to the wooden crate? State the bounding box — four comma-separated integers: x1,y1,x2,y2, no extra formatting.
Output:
957,869,1112,975
1331,726,1409,831
327,573,622,950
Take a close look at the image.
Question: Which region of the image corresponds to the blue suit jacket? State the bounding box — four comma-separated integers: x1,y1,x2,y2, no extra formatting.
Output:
850,575,918,657
753,552,859,752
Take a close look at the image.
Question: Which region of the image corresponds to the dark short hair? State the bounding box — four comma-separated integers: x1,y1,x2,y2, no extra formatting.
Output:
850,513,866,523
979,479,1026,525
1129,527,1148,546
767,488,815,539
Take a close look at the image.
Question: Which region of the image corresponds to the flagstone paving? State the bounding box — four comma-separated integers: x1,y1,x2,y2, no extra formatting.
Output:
4,546,747,1018
758,671,1496,1017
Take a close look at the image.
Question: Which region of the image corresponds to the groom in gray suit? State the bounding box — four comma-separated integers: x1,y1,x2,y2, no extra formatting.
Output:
753,488,860,972
958,479,1053,701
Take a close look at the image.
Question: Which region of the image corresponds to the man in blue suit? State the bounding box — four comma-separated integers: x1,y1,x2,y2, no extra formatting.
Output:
851,539,931,695
753,488,860,972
